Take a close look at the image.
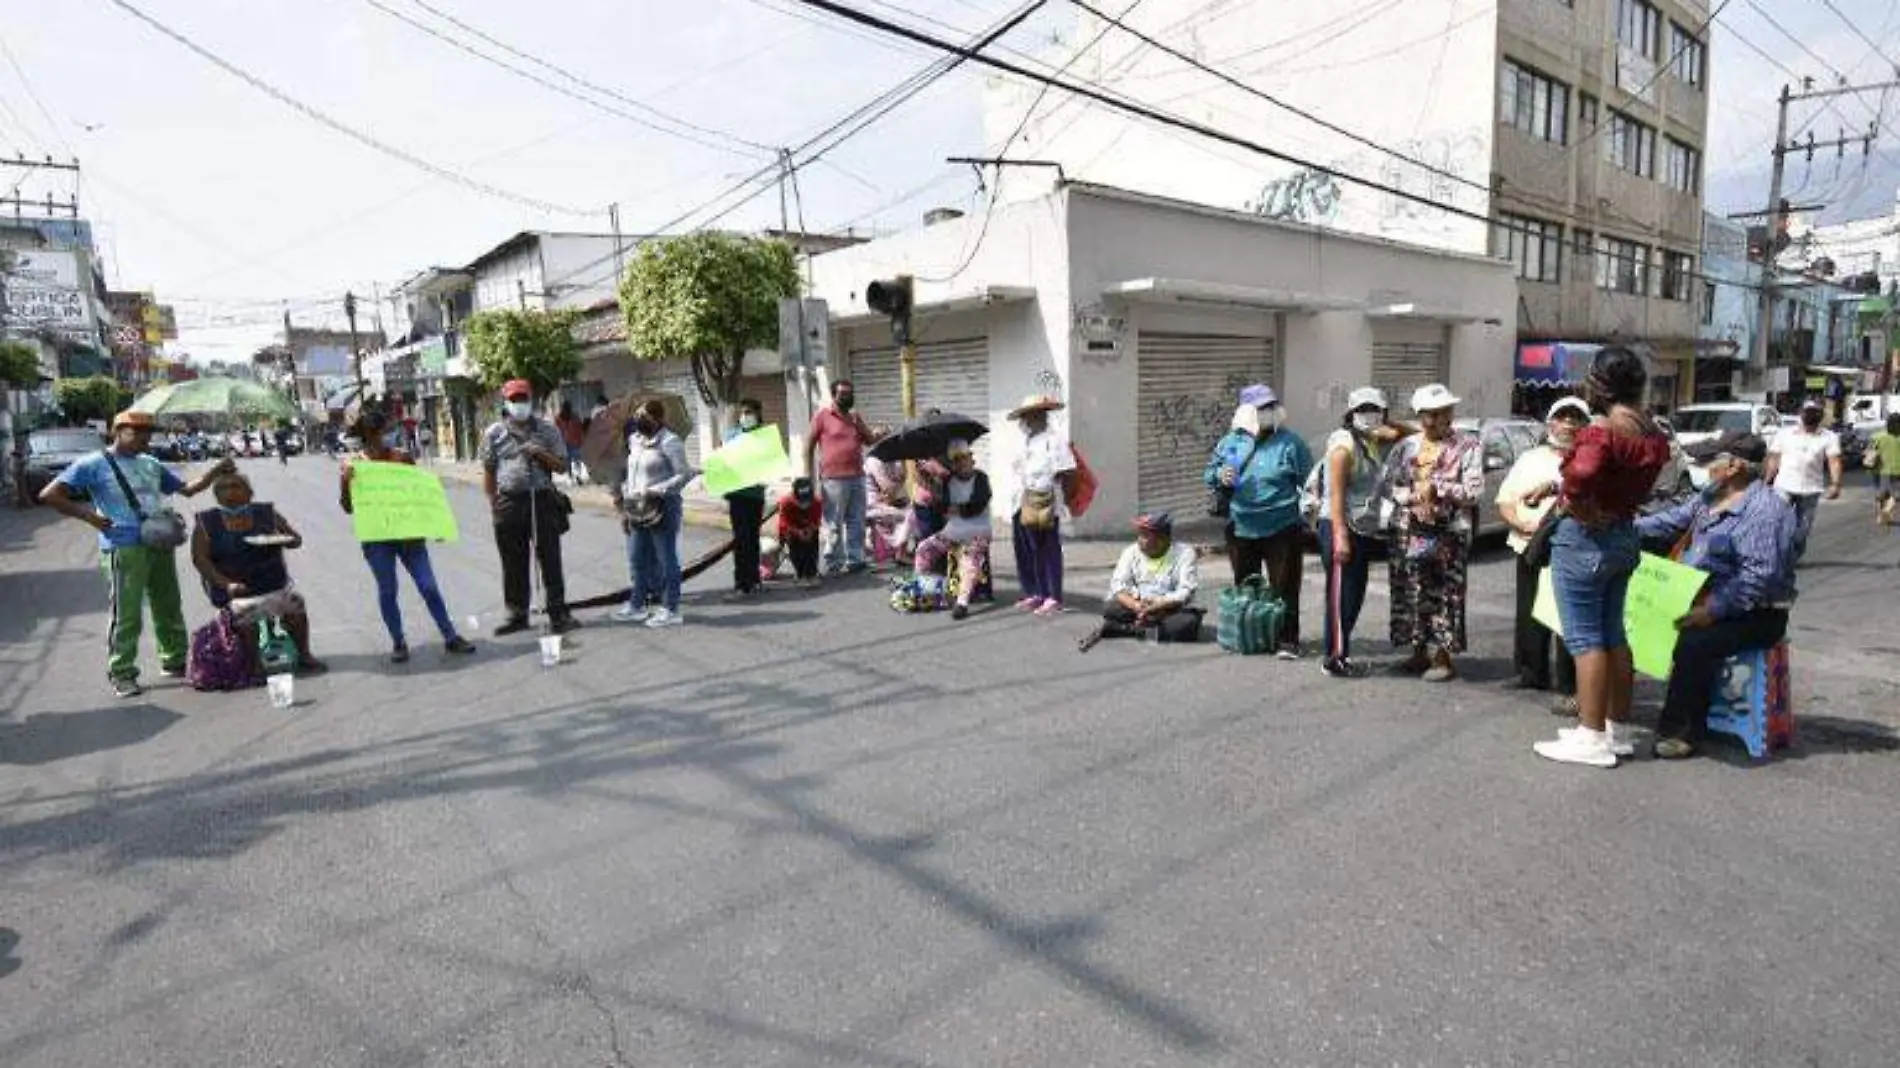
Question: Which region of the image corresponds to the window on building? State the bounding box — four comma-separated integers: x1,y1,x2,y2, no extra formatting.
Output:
1661,251,1694,301
1617,0,1661,59
1494,213,1563,282
1500,59,1570,144
1701,281,1716,325
1606,110,1656,177
1579,93,1599,131
1664,137,1700,194
1670,23,1705,87
1573,227,1595,258
1597,235,1651,294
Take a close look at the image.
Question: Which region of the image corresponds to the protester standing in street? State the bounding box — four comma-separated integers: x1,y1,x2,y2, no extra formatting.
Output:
1633,435,1798,759
1205,384,1312,658
613,399,691,627
1009,394,1077,617
1529,349,1672,768
1765,398,1842,561
725,398,768,600
479,380,578,636
1497,397,1587,708
1381,384,1484,682
555,400,588,484
1868,412,1900,526
805,379,876,574
38,409,234,697
1315,387,1405,678
342,408,477,663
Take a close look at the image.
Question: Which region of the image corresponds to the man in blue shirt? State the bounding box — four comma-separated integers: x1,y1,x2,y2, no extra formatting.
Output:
1204,384,1313,659
39,409,231,698
1634,435,1798,758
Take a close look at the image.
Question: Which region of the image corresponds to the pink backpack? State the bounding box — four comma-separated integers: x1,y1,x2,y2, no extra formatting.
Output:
188,611,258,691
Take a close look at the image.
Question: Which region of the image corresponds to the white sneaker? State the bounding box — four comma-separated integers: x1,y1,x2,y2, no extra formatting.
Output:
611,604,650,624
1559,724,1636,758
645,607,682,629
1534,727,1618,768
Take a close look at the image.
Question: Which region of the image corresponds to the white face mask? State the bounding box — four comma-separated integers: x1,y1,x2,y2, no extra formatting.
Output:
504,401,532,420
739,414,760,430
1351,411,1382,433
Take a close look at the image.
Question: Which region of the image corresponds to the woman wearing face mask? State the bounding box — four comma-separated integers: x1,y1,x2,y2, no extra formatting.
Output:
723,398,768,600
1314,387,1407,679
341,408,477,663
1497,397,1589,708
191,469,326,675
1379,384,1484,682
911,440,993,620
1527,348,1672,768
1204,384,1313,658
613,399,691,628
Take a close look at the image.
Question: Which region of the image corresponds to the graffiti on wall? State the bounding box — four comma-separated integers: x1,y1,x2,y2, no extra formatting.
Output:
1247,169,1342,225
1146,371,1253,457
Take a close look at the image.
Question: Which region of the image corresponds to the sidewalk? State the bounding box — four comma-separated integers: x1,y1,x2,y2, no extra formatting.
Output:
424,457,1243,583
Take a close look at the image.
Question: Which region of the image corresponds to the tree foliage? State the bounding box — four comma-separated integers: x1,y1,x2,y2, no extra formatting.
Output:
462,308,583,397
52,376,123,424
0,340,43,386
619,232,799,411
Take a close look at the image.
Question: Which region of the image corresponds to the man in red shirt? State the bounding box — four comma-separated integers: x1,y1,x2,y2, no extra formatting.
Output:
804,380,875,573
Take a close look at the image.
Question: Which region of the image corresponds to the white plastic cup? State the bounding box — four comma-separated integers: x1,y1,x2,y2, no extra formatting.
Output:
538,634,563,668
266,673,295,709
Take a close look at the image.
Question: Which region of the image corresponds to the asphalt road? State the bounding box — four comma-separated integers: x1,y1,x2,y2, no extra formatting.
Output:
2,456,1898,1067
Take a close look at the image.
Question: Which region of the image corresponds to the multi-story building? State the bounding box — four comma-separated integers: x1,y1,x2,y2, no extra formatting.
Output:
986,0,1711,410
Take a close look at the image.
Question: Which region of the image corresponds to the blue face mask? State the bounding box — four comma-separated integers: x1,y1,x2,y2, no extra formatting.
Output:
218,502,250,517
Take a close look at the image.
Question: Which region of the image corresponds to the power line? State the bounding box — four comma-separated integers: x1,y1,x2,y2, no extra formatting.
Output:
1065,0,1487,195
103,0,593,216
397,0,775,156
1817,0,1900,71
1738,0,1884,130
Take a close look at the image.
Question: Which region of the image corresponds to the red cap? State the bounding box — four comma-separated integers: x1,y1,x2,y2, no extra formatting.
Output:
501,379,533,399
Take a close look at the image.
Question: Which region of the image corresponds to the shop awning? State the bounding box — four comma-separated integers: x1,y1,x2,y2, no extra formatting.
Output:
1101,277,1361,312
1364,301,1496,325
828,285,1036,327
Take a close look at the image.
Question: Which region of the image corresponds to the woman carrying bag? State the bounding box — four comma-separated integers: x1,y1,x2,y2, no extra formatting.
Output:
612,399,692,629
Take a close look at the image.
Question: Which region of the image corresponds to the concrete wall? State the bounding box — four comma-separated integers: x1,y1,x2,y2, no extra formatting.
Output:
538,234,624,310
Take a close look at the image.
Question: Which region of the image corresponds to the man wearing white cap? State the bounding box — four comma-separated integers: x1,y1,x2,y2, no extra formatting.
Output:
1764,397,1842,561
1497,397,1588,706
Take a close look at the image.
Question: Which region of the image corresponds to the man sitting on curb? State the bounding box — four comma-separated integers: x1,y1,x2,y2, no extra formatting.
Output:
1079,512,1202,651
1635,434,1798,759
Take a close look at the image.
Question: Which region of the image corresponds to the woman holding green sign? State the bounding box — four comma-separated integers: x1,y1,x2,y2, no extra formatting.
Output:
1529,349,1671,769
341,408,477,664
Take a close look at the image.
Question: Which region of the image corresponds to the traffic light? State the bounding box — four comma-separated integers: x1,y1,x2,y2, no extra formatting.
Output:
866,275,914,345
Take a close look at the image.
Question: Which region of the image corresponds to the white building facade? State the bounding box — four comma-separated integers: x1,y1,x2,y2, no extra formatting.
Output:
809,183,1515,534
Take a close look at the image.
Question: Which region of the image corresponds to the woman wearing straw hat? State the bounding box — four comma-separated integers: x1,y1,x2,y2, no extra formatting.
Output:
1007,393,1077,616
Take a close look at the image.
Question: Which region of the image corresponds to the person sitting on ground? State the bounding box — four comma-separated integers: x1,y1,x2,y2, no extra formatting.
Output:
911,440,993,620
1080,511,1202,651
1632,434,1798,759
190,469,326,676
776,477,825,588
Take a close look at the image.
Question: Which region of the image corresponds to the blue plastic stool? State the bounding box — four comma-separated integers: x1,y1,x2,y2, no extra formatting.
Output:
1706,642,1794,760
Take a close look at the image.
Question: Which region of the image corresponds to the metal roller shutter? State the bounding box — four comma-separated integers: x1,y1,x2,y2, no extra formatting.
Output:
1136,332,1277,517
1371,341,1448,417
848,337,991,466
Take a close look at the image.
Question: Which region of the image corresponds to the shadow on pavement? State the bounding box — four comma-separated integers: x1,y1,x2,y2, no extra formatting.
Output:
0,567,102,644
0,703,184,766
0,927,19,980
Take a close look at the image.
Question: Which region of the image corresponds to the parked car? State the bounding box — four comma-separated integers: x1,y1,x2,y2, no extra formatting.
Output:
23,427,105,499
147,432,186,462
1672,403,1782,488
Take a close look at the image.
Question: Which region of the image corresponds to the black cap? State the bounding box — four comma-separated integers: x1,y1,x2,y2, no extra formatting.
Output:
1725,434,1769,464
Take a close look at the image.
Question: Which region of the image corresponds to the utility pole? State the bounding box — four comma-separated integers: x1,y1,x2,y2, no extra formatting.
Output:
1756,78,1897,404
608,202,626,284
344,291,364,398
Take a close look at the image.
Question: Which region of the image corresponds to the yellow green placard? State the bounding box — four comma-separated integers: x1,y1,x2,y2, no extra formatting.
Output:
1534,553,1709,680
350,461,459,543
701,425,791,497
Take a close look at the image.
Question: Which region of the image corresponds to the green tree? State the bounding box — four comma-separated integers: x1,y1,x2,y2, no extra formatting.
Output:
0,340,43,386
462,307,582,398
619,231,799,422
52,375,123,424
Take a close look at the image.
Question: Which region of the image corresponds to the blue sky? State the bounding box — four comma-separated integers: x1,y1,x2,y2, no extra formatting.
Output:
1,0,1892,364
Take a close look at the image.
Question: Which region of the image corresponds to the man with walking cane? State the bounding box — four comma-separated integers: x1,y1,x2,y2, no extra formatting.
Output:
479,379,579,636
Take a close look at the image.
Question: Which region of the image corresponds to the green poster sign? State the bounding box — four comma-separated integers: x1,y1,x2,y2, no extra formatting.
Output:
700,425,791,497
349,460,459,543
1534,553,1709,680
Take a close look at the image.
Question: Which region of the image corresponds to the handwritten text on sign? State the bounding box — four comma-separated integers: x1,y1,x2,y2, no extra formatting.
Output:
1534,553,1708,680
350,461,459,543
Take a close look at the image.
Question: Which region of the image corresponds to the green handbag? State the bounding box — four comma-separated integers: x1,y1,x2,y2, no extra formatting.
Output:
1216,576,1284,655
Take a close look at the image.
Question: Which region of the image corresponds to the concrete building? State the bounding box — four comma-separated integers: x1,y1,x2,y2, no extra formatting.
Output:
987,0,1710,409
807,182,1515,535
1695,212,1753,400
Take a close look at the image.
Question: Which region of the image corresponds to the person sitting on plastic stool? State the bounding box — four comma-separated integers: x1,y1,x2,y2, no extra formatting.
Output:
1080,511,1202,651
1633,434,1798,759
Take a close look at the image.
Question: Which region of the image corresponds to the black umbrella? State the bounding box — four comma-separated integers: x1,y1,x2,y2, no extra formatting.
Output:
868,411,988,463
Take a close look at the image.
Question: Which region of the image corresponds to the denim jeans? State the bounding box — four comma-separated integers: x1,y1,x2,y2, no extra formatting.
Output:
627,495,683,612
1316,520,1374,662
362,541,458,645
1784,491,1819,560
821,476,866,571
1549,517,1640,655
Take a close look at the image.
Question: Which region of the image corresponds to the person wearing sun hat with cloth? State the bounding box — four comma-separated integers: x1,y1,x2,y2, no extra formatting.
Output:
1007,393,1078,616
